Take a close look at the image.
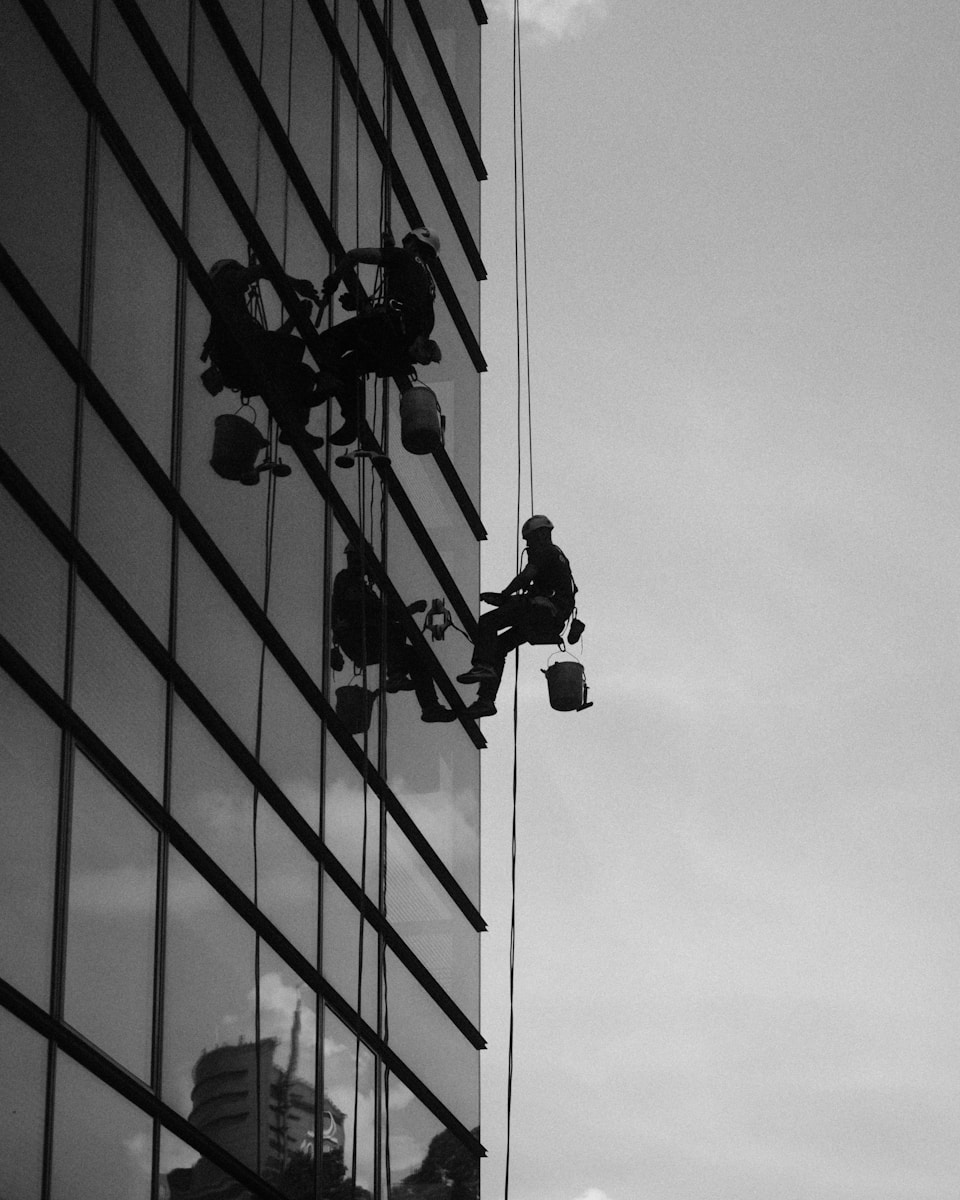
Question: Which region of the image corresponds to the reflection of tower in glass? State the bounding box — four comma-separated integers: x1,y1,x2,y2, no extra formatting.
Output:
166,1005,345,1197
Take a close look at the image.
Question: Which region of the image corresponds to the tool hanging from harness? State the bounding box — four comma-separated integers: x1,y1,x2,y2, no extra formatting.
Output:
537,570,592,712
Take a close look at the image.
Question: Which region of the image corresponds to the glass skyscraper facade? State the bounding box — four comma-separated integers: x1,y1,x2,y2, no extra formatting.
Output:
0,0,487,1195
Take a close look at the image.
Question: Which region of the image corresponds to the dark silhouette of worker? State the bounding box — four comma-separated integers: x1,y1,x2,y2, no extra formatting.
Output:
201,258,326,447
332,545,456,724
315,229,442,445
457,516,576,718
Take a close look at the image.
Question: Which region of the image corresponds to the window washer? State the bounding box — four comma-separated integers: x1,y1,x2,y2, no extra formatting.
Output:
201,258,326,447
316,228,442,445
457,516,576,718
332,545,457,724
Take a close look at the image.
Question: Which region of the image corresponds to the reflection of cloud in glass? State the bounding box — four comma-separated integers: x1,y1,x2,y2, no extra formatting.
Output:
486,0,606,38
69,865,155,913
125,1131,197,1179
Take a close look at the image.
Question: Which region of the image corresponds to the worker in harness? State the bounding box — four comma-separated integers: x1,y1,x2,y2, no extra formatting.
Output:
316,228,442,445
457,515,576,718
332,545,457,724
201,258,326,447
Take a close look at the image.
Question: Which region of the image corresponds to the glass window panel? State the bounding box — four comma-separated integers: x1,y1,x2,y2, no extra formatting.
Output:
170,698,256,897
260,481,327,685
385,949,478,1129
255,799,319,966
289,0,335,211
0,286,76,521
46,0,95,66
78,402,172,640
0,1,86,339
97,1,185,215
385,1076,479,1200
89,141,177,467
322,1008,377,1198
0,1007,47,1199
50,1053,152,1200
64,755,158,1080
164,858,322,1192
0,492,69,692
0,671,59,1007
137,0,191,83
417,0,480,141
387,435,480,633
71,582,167,798
259,653,324,830
163,849,256,1119
175,535,261,751
385,816,479,1022
322,736,381,898
172,696,316,962
321,874,378,1027
393,1,479,236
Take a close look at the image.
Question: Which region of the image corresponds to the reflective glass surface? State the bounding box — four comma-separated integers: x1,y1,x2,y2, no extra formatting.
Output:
89,142,178,469
98,1,186,216
0,491,69,692
323,1008,377,1197
385,949,479,1129
0,1,86,340
50,1052,153,1200
64,755,158,1081
0,287,76,522
416,0,481,141
0,1008,45,1198
0,672,58,1007
71,582,167,798
78,400,172,641
384,1073,479,1200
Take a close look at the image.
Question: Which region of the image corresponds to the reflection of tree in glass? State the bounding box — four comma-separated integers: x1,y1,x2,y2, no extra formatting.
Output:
391,1125,480,1200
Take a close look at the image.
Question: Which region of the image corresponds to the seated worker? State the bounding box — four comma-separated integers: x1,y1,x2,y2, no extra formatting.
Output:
315,228,442,445
201,258,325,447
332,545,456,724
457,515,576,718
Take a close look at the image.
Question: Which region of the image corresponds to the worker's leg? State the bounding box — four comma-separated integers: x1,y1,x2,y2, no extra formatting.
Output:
470,598,532,668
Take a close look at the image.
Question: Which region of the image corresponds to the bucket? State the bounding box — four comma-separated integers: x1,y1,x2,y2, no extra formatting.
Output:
210,412,267,481
542,659,588,712
399,385,442,455
336,685,378,734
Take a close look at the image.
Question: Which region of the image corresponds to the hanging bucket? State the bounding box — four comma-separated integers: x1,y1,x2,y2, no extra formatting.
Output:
399,385,442,455
210,412,267,482
542,658,589,712
336,685,378,735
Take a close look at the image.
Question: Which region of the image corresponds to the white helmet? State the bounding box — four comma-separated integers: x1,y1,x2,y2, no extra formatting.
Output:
405,227,441,256
522,514,554,538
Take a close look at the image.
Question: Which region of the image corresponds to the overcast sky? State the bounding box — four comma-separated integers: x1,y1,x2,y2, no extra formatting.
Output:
476,3,960,1198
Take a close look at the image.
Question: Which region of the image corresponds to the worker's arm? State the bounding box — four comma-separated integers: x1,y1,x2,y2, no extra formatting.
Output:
480,562,538,606
322,246,387,295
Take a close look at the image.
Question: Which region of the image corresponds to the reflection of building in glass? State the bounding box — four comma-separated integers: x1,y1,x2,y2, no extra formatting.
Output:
165,1037,345,1198
0,2,486,1197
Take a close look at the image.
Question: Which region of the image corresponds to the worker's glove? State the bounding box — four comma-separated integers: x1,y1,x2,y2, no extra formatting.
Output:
479,591,505,606
339,292,358,311
407,599,428,615
296,279,320,303
321,275,339,297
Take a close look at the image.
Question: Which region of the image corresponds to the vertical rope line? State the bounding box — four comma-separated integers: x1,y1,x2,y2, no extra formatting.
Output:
250,0,267,1179
515,22,535,515
351,457,371,1200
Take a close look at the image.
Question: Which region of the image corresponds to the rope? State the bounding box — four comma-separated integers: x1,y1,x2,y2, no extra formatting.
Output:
505,2,535,1196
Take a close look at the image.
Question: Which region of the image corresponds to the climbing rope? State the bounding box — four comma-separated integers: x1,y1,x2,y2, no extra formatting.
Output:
506,1,535,1197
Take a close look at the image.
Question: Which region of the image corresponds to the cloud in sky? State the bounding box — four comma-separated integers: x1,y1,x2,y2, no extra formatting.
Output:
572,1190,617,1200
487,0,606,39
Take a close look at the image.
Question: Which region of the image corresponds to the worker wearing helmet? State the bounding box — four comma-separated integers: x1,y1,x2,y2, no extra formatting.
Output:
201,258,326,447
457,516,576,718
316,229,442,445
